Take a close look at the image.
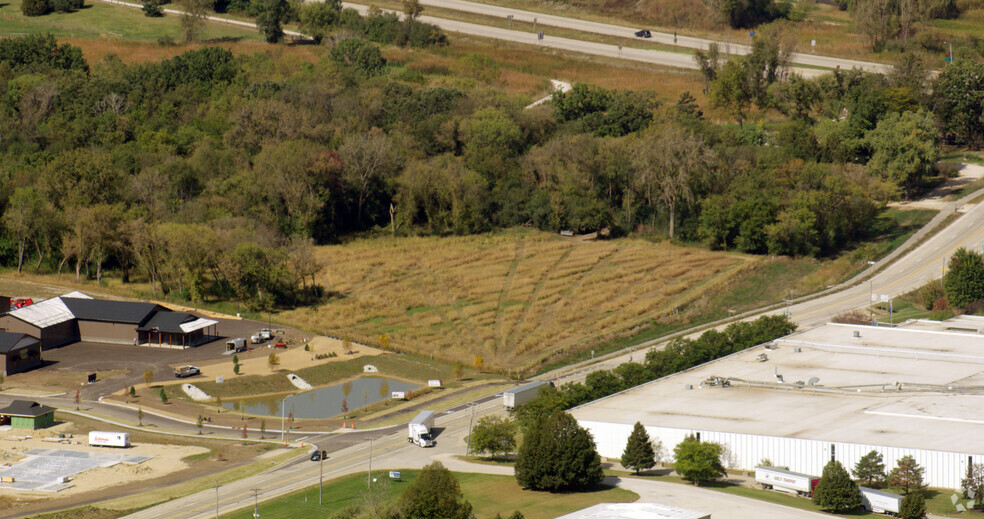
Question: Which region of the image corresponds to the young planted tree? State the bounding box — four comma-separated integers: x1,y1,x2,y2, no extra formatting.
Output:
901,492,927,519
159,388,169,404
143,369,154,386
454,362,464,380
469,415,516,460
137,407,144,426
129,386,136,397
260,419,266,439
621,422,656,474
889,455,926,494
176,0,209,41
268,353,280,369
400,461,472,519
473,354,485,372
672,434,725,486
813,460,862,513
853,450,886,488
197,414,204,434
962,464,984,510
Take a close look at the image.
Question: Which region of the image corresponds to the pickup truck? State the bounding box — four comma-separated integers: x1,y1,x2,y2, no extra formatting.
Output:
173,365,201,378
251,329,274,344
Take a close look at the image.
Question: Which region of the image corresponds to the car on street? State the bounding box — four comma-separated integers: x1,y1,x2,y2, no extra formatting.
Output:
310,450,328,461
635,29,652,38
173,365,201,378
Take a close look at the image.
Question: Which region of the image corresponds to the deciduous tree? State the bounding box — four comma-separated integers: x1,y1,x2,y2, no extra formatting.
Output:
672,434,726,485
255,0,293,43
400,461,473,519
298,0,341,43
944,248,984,308
176,0,209,42
470,415,516,460
889,455,925,494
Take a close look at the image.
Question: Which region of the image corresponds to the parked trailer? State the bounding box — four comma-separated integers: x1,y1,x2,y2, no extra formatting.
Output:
88,431,130,448
503,381,553,410
226,338,247,353
860,486,903,516
408,410,435,447
755,466,819,496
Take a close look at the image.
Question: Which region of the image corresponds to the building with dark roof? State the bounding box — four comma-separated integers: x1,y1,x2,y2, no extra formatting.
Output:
0,332,41,376
0,400,55,429
0,292,218,349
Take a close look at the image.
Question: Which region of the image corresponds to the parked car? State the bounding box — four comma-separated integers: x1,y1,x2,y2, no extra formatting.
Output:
174,365,201,378
273,341,287,349
310,450,328,461
634,29,652,38
10,297,33,309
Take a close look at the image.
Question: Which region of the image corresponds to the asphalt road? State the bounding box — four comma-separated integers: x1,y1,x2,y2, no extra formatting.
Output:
372,0,893,74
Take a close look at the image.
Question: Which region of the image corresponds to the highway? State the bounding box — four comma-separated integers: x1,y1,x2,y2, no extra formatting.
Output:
365,0,893,73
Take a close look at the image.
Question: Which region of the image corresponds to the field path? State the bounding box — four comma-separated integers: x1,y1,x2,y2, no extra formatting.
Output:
500,246,573,363
493,239,526,356
535,246,621,345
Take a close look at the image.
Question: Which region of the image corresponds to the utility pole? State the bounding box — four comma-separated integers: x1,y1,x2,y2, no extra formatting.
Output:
366,436,374,504
252,488,261,518
319,449,323,505
215,481,219,519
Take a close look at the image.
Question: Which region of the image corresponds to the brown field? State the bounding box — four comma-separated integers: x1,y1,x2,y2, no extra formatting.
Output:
280,230,759,373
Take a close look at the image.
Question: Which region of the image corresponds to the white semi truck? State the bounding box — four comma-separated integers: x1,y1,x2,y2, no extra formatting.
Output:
503,381,552,410
754,466,820,496
860,486,903,515
89,431,130,448
407,410,435,447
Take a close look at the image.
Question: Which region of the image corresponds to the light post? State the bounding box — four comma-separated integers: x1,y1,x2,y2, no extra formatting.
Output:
944,41,953,63
215,480,219,519
319,447,324,505
365,436,374,505
280,394,293,446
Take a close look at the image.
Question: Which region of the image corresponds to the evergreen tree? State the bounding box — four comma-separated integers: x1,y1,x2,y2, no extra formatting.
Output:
400,461,472,519
621,422,656,474
672,434,726,485
813,460,862,513
889,455,926,494
852,450,886,487
142,0,163,16
944,247,984,308
515,410,603,492
900,492,926,519
21,0,52,16
255,0,293,43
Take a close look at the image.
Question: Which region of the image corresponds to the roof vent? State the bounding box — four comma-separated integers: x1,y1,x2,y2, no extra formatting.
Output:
684,384,693,390
808,376,820,386
853,330,861,338
793,347,802,353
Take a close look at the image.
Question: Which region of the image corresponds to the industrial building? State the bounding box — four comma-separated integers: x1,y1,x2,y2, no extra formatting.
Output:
0,400,55,429
572,319,984,490
0,292,218,349
0,332,41,376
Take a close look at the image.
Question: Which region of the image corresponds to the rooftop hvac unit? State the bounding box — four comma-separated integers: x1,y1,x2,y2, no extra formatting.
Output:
808,377,820,386
684,384,693,390
793,347,802,352
853,330,861,338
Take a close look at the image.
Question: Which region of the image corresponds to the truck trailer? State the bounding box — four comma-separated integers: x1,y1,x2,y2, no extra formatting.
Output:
860,486,903,515
89,431,130,448
226,338,247,353
755,466,820,496
408,410,435,447
502,381,553,410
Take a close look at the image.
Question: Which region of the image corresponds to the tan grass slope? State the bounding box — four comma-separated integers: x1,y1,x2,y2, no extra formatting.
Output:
280,230,759,373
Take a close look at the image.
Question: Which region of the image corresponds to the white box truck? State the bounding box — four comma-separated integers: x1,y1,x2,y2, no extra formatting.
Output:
860,486,903,515
503,381,552,410
226,338,247,353
407,410,435,447
89,431,130,448
755,466,819,496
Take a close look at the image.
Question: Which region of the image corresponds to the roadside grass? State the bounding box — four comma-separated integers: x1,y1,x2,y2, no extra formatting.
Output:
219,470,638,519
26,505,142,519
0,0,261,41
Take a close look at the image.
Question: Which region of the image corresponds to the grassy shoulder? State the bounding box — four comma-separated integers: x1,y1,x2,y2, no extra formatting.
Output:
218,469,638,519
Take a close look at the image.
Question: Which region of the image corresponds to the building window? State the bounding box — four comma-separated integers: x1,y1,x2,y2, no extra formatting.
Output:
696,432,701,442
830,444,836,462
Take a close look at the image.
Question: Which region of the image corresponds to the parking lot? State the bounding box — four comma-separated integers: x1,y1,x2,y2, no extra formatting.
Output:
0,448,151,492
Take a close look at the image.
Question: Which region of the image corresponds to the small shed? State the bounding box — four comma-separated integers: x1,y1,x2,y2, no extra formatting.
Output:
0,332,41,376
0,400,56,430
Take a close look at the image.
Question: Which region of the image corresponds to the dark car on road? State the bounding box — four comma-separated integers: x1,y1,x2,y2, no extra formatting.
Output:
635,29,652,38
310,450,328,461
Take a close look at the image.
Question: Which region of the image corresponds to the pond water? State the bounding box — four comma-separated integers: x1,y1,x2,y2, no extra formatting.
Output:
221,376,420,419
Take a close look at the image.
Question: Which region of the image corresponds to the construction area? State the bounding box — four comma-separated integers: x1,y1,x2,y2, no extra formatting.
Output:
572,317,984,489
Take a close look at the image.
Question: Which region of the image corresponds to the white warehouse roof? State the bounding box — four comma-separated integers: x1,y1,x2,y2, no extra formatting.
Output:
8,296,77,327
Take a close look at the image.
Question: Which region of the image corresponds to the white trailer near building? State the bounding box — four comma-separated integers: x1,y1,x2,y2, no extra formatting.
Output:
503,381,552,410
860,487,903,515
408,410,435,447
88,431,130,448
755,466,819,496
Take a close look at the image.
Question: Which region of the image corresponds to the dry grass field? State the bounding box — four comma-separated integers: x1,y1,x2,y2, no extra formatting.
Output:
279,230,759,373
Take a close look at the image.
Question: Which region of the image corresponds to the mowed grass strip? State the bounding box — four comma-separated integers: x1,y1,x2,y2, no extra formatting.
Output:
0,0,262,41
280,230,759,372
220,470,638,519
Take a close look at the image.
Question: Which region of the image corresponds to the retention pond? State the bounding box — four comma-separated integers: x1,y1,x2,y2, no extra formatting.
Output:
221,376,419,419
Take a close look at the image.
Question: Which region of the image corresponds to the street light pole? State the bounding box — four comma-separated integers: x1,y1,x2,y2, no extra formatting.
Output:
215,480,219,519
319,449,323,505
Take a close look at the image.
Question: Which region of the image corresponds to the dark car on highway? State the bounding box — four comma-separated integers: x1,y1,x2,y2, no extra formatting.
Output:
310,450,328,461
635,29,652,38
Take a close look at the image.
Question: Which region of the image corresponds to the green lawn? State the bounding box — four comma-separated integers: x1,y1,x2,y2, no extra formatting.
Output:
220,470,638,519
0,0,261,41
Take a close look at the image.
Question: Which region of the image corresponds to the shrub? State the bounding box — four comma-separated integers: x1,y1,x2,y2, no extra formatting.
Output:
329,38,387,77
21,0,52,16
143,0,164,17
